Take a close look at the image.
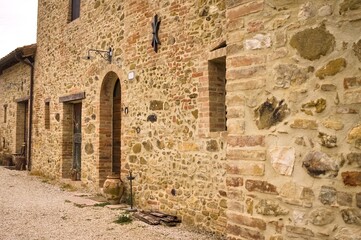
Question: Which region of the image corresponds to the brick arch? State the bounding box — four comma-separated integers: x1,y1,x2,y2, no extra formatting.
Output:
98,71,121,186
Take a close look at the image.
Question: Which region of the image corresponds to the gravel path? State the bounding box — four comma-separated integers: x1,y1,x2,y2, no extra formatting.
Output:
0,167,222,240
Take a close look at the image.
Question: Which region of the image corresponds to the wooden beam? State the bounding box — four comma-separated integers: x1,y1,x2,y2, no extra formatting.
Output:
59,92,85,103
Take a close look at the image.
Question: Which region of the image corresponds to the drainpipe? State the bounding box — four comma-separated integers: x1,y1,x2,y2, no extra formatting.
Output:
15,51,34,171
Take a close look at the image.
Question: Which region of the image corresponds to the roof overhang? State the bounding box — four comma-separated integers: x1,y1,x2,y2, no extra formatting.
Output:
0,44,36,75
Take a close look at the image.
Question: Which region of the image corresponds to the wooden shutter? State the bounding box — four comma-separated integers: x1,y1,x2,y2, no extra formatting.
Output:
71,0,80,21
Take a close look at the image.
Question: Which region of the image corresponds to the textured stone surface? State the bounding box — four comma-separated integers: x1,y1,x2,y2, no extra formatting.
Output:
268,146,295,175
357,193,361,208
346,153,361,167
341,208,361,225
344,76,361,89
274,64,309,88
319,186,337,205
303,151,340,178
254,97,289,129
245,180,278,195
340,0,361,14
337,191,353,206
286,225,314,237
318,132,337,148
348,124,361,143
315,58,347,79
321,84,337,91
342,171,361,186
255,199,289,216
318,4,333,16
302,98,326,113
1,1,361,239
244,34,271,50
353,39,361,62
309,207,335,226
290,119,318,130
290,25,335,60
321,119,344,130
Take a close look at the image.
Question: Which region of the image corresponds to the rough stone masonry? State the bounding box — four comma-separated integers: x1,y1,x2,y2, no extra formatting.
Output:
0,0,361,239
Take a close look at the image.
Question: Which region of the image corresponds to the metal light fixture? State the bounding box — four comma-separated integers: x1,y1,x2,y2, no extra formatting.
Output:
86,47,113,63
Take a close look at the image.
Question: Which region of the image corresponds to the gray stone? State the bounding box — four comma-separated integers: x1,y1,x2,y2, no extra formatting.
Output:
319,186,337,205
309,207,335,226
254,96,289,129
274,64,309,89
244,34,271,50
341,208,361,225
255,199,289,216
290,25,335,60
337,191,353,206
318,132,337,148
269,147,295,176
303,151,340,178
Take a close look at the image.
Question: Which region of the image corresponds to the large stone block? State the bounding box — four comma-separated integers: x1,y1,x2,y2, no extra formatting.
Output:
290,25,335,60
254,97,289,129
268,146,295,176
245,179,278,194
316,58,347,79
303,151,340,178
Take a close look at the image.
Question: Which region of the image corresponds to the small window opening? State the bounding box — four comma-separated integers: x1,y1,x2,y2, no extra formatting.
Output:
45,102,50,129
70,0,80,22
208,57,227,132
3,105,7,123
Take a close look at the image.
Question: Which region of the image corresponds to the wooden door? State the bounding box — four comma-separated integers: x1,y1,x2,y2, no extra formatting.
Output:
112,80,121,173
73,103,82,179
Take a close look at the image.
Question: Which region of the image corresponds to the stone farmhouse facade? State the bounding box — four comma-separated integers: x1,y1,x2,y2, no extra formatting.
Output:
1,0,361,239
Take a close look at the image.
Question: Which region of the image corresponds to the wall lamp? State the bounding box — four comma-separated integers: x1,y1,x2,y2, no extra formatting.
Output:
86,47,113,63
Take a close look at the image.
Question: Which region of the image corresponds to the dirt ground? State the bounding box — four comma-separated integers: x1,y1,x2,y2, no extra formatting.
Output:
0,167,223,240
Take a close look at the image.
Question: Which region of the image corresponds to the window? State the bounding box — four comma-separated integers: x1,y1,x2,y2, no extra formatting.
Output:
70,0,80,21
3,104,7,123
45,101,50,129
208,56,227,132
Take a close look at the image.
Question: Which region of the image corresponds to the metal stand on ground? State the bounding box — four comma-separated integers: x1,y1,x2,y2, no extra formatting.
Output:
127,170,137,212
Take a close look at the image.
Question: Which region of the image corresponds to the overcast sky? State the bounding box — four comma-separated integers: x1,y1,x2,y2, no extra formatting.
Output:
0,0,38,58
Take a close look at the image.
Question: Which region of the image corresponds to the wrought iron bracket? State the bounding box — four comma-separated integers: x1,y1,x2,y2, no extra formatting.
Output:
87,47,113,63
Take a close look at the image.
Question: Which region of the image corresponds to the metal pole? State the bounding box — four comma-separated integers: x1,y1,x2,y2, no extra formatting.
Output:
127,170,136,212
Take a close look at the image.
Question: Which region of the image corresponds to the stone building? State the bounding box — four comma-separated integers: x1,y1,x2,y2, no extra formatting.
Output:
1,0,361,239
0,44,36,166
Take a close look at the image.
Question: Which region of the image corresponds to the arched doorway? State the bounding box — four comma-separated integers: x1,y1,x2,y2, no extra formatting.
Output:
99,72,122,186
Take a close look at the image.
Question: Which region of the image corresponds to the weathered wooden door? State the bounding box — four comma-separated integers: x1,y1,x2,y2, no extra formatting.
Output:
73,103,82,179
112,80,121,174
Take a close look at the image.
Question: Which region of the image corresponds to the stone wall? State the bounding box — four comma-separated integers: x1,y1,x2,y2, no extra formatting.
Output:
33,0,227,234
30,0,361,238
0,63,31,156
225,0,361,239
